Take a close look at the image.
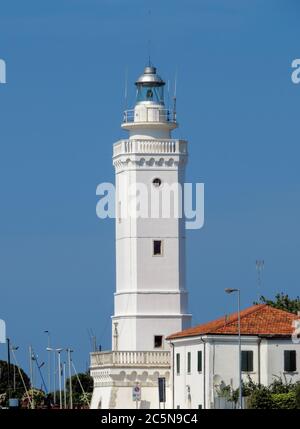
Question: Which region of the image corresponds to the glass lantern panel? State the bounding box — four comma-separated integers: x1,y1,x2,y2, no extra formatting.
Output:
136,85,164,104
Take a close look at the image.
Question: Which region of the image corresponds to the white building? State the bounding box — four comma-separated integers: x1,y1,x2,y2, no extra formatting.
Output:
167,304,300,409
90,64,191,409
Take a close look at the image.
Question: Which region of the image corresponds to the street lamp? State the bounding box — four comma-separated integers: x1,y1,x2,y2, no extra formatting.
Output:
44,330,51,394
47,347,63,408
66,348,74,409
63,362,67,409
46,346,56,404
225,288,242,409
10,345,19,392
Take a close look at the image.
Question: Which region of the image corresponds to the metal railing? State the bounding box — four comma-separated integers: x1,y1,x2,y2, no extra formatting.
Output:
123,108,176,124
90,350,171,368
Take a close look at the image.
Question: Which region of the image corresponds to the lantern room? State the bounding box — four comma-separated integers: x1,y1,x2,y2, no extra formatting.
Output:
135,66,165,105
122,64,177,137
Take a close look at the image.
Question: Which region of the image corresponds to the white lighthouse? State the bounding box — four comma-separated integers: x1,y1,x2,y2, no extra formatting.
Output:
90,65,191,409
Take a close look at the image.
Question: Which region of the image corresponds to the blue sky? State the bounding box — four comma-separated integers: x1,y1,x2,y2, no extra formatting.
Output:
0,0,299,385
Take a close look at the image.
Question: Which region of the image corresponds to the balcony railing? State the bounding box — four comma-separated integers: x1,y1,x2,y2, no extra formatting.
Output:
123,108,176,124
90,350,171,368
113,139,187,157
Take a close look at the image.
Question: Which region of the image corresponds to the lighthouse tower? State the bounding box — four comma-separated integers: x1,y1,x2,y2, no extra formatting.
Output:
90,65,191,409
113,65,191,351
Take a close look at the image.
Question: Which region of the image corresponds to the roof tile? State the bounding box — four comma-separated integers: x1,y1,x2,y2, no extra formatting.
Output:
167,304,299,340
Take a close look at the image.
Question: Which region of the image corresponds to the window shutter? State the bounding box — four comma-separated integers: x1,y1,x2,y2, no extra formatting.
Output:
284,350,296,372
248,350,253,372
197,351,202,372
241,351,253,372
176,353,180,374
241,351,247,372
291,350,297,371
187,352,191,373
284,350,290,371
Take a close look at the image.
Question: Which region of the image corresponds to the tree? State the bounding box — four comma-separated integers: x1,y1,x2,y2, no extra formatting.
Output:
22,389,46,409
271,392,296,409
0,360,30,402
248,386,274,409
244,377,300,409
269,375,295,394
295,383,300,409
256,293,300,314
65,372,93,407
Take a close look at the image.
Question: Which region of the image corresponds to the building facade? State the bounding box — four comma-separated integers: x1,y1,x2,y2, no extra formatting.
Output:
167,304,300,409
90,65,191,409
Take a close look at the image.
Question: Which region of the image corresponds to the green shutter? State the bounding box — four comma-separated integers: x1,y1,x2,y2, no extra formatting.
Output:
248,351,253,372
197,351,202,372
291,350,297,371
242,351,253,372
187,352,191,373
176,353,180,374
284,350,296,372
241,351,247,372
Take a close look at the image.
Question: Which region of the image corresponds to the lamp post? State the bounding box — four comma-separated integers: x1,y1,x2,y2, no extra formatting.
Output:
10,345,19,392
57,349,63,409
46,347,56,404
44,330,51,394
66,348,73,409
29,345,35,409
6,338,11,399
47,347,63,408
63,362,67,409
225,288,242,409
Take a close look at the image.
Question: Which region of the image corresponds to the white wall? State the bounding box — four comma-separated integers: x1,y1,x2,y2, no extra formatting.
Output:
263,338,300,386
90,366,172,409
113,144,191,351
171,335,300,409
171,339,205,409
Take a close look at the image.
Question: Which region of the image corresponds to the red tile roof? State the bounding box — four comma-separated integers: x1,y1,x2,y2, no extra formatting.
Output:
167,304,300,340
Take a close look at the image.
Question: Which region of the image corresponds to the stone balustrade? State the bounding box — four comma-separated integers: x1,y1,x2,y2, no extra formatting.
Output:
90,350,171,368
113,139,187,157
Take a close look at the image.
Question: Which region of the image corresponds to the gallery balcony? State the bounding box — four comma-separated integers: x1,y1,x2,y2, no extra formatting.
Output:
113,139,188,157
90,350,171,369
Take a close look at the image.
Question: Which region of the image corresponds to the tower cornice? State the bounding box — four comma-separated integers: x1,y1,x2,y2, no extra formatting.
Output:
112,139,188,172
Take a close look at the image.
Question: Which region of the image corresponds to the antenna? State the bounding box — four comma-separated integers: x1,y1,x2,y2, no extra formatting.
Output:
147,9,152,66
256,259,265,301
124,66,128,111
172,69,178,122
148,39,151,66
87,328,97,352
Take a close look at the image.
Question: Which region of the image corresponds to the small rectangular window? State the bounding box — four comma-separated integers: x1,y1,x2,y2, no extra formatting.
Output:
187,352,191,373
197,351,202,372
154,335,163,348
241,351,254,372
153,240,163,256
176,353,180,375
284,350,296,372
